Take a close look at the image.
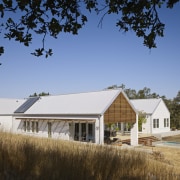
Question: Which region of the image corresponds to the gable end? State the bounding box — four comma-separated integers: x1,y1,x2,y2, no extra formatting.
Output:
104,93,136,124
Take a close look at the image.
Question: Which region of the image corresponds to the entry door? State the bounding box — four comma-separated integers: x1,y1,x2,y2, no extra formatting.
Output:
48,122,52,138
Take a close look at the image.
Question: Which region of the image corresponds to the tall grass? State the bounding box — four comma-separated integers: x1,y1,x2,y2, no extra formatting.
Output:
0,132,179,180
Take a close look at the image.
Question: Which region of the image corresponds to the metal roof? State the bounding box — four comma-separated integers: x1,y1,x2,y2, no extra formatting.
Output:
24,89,122,115
0,98,26,115
14,97,40,113
130,98,162,114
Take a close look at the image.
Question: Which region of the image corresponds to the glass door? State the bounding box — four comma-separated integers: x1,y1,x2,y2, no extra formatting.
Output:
81,123,86,141
74,123,79,140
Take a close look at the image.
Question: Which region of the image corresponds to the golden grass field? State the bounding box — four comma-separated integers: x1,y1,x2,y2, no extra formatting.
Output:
140,135,180,170
0,132,180,180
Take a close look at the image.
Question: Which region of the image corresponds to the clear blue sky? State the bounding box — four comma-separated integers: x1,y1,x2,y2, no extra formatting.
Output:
0,3,180,99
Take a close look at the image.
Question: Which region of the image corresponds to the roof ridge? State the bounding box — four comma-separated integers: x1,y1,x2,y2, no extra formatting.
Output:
40,88,122,98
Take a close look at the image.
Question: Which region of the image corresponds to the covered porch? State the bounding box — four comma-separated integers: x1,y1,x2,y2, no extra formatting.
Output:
14,116,98,143
103,92,138,146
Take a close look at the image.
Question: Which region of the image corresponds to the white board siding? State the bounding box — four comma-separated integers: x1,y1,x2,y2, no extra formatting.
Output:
0,116,13,132
94,118,100,144
151,100,170,134
14,120,70,140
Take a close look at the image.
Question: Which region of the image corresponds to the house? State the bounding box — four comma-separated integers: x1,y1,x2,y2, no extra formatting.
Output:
13,89,138,145
0,98,25,132
130,98,170,134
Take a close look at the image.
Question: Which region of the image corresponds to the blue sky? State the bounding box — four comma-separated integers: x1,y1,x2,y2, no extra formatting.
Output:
0,3,180,99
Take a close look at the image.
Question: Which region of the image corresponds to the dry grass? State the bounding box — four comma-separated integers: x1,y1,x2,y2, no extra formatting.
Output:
138,134,180,172
0,132,179,180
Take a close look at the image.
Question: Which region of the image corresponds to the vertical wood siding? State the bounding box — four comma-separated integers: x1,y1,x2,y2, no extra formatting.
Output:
104,93,136,124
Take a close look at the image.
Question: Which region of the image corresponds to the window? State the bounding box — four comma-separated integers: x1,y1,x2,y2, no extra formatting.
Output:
74,123,79,140
35,122,39,133
81,123,86,141
32,121,35,132
23,121,26,131
88,124,93,141
153,119,159,128
164,118,169,127
88,124,93,137
27,121,30,132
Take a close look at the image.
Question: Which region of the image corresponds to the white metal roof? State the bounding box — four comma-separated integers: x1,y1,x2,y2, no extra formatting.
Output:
25,89,122,115
130,98,162,114
0,98,26,115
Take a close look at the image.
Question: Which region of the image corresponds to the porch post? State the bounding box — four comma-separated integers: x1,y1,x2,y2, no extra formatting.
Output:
99,115,104,144
79,123,82,141
121,122,124,135
86,122,88,141
71,121,75,140
94,119,99,144
130,114,138,146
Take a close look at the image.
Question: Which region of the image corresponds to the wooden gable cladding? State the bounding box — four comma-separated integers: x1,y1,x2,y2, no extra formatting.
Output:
104,93,136,124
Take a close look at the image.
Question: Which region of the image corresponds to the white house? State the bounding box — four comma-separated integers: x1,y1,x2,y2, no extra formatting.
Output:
13,89,138,145
0,98,25,132
130,98,170,134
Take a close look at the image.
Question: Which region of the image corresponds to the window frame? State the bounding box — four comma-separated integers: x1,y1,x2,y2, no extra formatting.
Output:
153,119,159,128
164,118,169,127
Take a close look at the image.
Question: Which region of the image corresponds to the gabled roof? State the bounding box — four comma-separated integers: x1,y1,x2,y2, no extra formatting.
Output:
24,89,122,115
130,98,162,114
0,98,26,115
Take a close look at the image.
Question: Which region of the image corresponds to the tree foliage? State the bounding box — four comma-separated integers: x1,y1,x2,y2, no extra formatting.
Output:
0,0,179,57
29,92,50,97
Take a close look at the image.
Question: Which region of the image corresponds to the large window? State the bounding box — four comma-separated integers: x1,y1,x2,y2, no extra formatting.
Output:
81,123,86,141
88,124,93,141
23,121,26,131
164,118,169,127
153,119,159,128
23,120,39,133
27,121,30,132
31,121,35,132
35,122,39,133
74,123,79,140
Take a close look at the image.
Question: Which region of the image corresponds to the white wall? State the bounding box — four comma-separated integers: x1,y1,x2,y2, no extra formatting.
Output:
130,114,138,146
13,119,69,140
151,100,170,134
0,115,13,132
